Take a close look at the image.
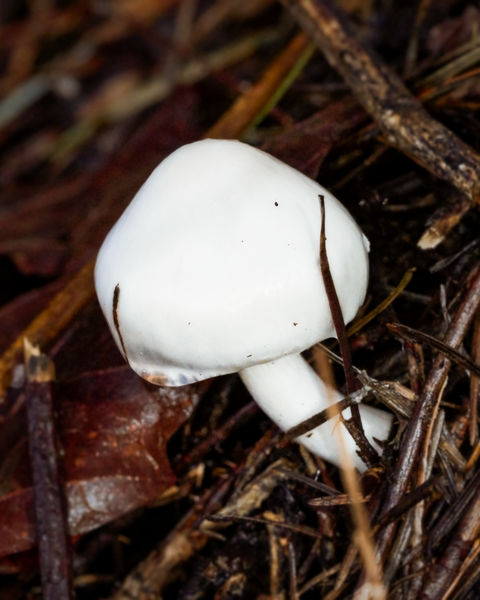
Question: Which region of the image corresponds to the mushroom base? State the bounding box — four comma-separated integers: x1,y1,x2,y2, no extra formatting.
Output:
239,353,393,472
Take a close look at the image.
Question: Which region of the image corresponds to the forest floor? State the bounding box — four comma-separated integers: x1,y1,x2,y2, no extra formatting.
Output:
2,1,480,599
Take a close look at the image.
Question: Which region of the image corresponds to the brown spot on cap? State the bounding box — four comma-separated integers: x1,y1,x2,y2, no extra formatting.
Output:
143,373,170,386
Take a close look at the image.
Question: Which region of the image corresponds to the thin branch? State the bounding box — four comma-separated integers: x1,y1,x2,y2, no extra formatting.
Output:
24,339,74,600
375,478,438,529
387,322,480,378
286,386,370,439
470,308,480,446
274,466,340,496
205,513,323,539
421,466,480,598
319,194,357,396
319,194,378,466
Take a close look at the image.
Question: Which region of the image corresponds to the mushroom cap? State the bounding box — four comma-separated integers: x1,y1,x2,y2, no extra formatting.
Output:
95,139,369,386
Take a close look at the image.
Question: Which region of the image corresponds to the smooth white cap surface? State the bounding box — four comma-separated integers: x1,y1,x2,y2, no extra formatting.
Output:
95,139,369,385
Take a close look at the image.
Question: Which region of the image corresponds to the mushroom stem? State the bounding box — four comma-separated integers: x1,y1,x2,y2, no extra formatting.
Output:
239,353,393,471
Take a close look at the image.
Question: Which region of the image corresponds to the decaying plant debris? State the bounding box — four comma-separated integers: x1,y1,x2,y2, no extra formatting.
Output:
2,0,480,599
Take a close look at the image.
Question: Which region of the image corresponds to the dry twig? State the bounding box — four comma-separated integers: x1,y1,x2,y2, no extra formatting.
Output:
280,0,480,202
377,261,480,564
24,340,73,600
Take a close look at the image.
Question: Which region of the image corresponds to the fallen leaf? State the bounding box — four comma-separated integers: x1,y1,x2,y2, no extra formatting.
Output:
0,303,209,558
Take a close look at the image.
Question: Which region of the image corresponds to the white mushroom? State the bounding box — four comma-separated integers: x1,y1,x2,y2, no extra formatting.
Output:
95,139,393,471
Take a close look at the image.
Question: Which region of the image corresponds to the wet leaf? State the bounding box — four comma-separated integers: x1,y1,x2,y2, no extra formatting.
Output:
0,363,208,557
